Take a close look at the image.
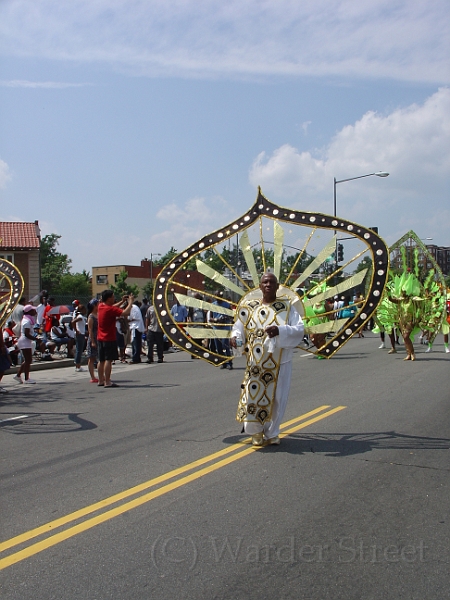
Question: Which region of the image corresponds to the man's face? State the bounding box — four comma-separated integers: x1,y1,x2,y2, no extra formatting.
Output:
259,274,279,301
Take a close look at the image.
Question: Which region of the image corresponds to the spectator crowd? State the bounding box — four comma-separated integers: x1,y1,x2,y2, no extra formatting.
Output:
0,289,235,391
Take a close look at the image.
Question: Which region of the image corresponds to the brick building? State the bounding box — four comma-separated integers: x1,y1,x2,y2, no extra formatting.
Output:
92,259,204,301
425,245,450,276
391,242,450,277
0,221,41,300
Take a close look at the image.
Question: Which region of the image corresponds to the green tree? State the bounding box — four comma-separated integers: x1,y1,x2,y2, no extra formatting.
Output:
354,256,373,274
282,252,315,284
353,256,373,296
200,248,226,292
252,248,274,272
110,271,140,298
155,247,178,266
202,248,225,272
141,280,154,301
40,234,72,292
55,271,92,297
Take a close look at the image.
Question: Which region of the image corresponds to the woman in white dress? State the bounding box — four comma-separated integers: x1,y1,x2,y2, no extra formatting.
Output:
14,305,38,384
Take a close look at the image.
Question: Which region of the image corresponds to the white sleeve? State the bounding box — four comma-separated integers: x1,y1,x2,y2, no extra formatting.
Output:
276,305,304,349
231,318,245,341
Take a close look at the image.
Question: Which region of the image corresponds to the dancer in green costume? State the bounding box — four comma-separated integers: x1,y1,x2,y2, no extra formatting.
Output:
375,246,446,361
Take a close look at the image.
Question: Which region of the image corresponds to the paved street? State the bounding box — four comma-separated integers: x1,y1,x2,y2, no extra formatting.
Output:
1,335,449,600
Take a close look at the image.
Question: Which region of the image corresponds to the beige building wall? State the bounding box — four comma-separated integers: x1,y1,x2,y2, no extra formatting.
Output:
124,276,150,297
0,250,40,301
92,265,150,300
27,250,41,299
92,265,125,298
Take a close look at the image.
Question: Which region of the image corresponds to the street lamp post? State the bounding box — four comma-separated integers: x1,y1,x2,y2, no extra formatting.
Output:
333,171,389,220
420,238,433,273
333,171,389,270
150,253,162,292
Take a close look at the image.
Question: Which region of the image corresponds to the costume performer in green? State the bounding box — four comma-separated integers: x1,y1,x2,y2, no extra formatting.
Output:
375,245,446,361
422,289,450,353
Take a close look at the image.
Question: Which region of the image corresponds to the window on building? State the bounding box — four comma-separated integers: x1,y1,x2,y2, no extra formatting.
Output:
96,274,108,285
0,254,14,263
114,273,120,283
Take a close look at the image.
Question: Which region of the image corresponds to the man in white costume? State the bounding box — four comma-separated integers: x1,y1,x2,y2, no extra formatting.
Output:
231,272,304,447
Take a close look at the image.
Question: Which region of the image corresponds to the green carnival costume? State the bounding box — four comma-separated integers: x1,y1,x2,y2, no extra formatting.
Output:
375,243,446,361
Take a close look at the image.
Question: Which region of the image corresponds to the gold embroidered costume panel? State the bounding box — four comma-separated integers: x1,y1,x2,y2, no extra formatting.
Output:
236,297,291,425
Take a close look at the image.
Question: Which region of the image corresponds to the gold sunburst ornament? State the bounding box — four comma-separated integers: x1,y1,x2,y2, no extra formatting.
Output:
154,189,389,363
0,258,24,328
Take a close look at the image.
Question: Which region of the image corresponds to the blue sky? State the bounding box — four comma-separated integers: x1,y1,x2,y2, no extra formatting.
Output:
0,0,449,273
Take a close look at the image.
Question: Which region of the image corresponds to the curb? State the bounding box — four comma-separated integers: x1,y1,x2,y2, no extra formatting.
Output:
6,358,82,374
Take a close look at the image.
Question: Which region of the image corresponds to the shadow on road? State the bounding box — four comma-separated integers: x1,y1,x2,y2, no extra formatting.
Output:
223,431,450,456
106,380,180,389
284,431,450,456
0,380,180,409
0,411,98,434
324,353,369,360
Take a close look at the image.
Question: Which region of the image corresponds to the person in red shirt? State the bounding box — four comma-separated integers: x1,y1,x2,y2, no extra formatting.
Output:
0,325,12,393
42,297,56,340
97,290,134,387
3,320,19,365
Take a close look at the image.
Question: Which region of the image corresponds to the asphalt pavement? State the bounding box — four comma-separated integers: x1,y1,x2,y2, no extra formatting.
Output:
0,335,449,599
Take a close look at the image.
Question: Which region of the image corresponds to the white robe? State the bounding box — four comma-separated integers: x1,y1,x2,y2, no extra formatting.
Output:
232,298,304,438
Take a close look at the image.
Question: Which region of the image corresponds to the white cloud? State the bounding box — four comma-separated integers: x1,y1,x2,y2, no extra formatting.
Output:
0,159,12,189
0,80,92,88
60,197,236,271
151,196,235,251
301,121,312,135
37,220,61,236
0,0,448,83
249,88,450,246
75,233,146,270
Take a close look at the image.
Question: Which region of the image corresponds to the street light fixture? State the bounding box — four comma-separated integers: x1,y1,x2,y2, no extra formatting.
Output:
333,171,389,270
333,171,389,220
150,253,162,290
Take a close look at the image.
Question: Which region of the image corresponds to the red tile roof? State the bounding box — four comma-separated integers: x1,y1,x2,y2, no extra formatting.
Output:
0,221,41,249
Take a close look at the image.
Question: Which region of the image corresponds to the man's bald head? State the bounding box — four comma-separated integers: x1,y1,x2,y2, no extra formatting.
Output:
260,272,279,303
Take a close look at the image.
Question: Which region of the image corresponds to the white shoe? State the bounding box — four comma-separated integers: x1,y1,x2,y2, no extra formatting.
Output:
13,374,23,384
24,378,36,384
445,347,450,353
425,346,432,353
75,367,85,372
379,343,385,349
0,387,9,393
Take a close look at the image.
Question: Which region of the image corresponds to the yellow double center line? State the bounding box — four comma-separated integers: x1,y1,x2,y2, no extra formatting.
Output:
0,404,345,570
